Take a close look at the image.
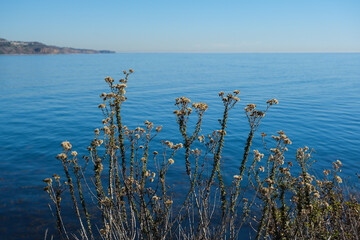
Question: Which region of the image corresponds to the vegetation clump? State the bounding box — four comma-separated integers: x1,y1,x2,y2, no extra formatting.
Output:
43,70,360,239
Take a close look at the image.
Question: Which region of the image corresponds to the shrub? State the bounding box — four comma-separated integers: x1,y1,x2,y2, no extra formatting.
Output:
43,70,360,239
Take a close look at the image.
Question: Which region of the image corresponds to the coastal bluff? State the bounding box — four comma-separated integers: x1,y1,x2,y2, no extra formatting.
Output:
0,38,115,55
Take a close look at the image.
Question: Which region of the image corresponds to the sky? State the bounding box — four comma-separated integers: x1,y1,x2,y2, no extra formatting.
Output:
0,0,359,53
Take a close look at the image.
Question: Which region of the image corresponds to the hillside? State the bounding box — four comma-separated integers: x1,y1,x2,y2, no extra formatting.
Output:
0,38,115,54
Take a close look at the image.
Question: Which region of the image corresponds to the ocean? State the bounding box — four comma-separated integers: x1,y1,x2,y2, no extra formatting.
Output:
0,53,359,239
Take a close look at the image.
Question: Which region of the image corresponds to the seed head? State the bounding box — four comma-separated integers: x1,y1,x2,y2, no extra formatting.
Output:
53,174,60,181
267,98,279,105
283,138,292,145
233,175,242,180
105,77,114,83
57,153,67,160
323,169,331,176
43,178,53,184
103,126,111,135
61,141,72,151
313,191,320,199
156,126,162,132
245,104,256,112
335,176,342,183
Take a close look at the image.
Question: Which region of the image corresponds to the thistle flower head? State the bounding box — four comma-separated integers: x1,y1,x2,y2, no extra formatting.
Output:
245,103,256,112
323,169,331,176
198,135,205,143
266,98,279,105
97,139,103,146
105,77,114,83
175,96,191,106
336,160,342,167
335,175,342,183
313,191,320,199
192,102,208,112
253,149,264,161
53,174,60,181
164,141,173,148
103,126,111,135
172,143,183,150
283,138,292,145
61,141,72,151
156,126,162,132
43,178,52,184
233,175,242,180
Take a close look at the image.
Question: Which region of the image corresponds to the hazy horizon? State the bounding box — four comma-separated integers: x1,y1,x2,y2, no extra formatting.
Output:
1,0,359,53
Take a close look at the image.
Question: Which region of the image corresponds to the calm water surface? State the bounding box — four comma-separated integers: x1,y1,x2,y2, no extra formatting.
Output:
0,53,359,239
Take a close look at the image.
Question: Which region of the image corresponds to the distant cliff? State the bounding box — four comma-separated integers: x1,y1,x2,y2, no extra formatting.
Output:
0,38,115,55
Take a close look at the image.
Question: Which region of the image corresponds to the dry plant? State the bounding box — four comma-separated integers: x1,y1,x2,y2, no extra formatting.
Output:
43,70,360,240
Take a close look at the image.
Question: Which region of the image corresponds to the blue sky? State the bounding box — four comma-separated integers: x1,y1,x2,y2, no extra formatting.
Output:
1,0,359,52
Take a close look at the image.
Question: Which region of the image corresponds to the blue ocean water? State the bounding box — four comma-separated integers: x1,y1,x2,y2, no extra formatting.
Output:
0,53,359,239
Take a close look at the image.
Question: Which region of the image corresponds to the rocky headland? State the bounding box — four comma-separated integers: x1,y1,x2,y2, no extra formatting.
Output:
0,38,115,55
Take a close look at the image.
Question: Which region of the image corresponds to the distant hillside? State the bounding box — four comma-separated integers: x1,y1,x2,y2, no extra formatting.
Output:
0,38,115,55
